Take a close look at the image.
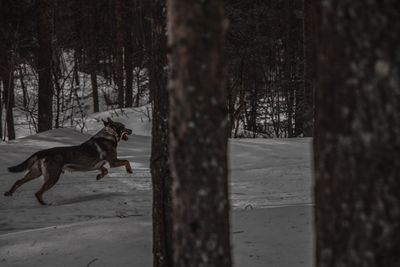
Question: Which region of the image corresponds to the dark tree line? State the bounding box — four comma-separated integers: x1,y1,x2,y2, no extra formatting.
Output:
0,0,314,140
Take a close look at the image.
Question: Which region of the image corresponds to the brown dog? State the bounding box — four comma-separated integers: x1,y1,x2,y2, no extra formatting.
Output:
4,118,133,205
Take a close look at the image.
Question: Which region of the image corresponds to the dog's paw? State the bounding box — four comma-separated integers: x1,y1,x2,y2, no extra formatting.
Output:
4,191,12,197
96,174,102,180
126,168,133,174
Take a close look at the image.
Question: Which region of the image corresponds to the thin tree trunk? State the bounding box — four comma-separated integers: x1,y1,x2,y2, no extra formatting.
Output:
37,0,53,132
0,1,15,140
302,0,316,137
150,1,173,267
115,0,124,108
167,0,232,266
124,0,134,107
315,1,400,266
0,79,2,140
89,0,99,113
135,70,141,107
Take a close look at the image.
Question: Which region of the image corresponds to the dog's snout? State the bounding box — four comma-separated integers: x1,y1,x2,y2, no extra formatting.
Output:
126,129,132,135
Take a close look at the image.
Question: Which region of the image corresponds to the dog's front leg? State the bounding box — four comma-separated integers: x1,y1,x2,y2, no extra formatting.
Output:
96,166,108,180
109,159,133,173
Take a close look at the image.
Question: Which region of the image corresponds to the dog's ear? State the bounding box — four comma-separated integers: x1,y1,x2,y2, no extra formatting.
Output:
102,119,110,126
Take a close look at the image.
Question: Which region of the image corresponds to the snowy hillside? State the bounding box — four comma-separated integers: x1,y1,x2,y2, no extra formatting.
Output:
0,108,314,267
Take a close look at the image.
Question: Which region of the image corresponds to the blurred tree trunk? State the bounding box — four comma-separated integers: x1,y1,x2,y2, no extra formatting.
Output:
115,0,124,108
88,0,99,113
302,0,316,137
124,0,134,107
36,0,53,132
167,0,232,266
149,0,173,267
315,1,400,266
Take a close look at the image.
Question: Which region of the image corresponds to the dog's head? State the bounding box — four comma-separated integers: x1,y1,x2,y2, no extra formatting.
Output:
102,117,132,141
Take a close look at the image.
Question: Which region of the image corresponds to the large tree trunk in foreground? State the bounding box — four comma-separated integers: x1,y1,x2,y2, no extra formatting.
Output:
150,0,173,267
36,0,53,132
315,1,400,266
167,0,232,266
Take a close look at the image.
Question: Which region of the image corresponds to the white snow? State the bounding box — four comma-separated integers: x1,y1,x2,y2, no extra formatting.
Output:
0,108,314,267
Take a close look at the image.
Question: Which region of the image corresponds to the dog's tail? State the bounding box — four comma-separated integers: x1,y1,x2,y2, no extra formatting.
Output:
8,154,37,173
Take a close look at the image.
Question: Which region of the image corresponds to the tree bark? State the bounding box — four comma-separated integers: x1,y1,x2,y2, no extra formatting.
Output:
302,0,316,137
315,1,400,266
115,0,125,108
167,0,232,266
150,1,173,267
36,0,53,132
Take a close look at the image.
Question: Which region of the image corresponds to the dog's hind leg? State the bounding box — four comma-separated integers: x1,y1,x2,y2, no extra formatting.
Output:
96,166,108,180
35,167,62,205
4,167,42,196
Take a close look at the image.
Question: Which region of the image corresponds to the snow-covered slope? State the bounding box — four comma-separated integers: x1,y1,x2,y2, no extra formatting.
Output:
0,110,314,266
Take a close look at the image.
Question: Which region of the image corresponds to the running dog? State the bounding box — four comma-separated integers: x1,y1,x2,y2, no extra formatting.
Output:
4,117,133,205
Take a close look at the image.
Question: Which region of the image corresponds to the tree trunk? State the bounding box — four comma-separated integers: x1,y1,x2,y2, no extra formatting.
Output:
89,0,99,113
315,1,400,266
124,0,134,107
36,0,53,132
115,0,124,108
302,0,316,137
150,1,173,267
167,0,232,266
0,79,2,140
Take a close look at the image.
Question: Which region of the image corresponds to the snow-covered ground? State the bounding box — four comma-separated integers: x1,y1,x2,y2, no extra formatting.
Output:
0,108,314,267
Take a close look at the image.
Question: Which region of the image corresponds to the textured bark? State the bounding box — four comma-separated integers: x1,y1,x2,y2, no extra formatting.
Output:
150,1,173,267
302,0,316,137
36,0,53,132
88,0,99,113
115,0,124,108
315,1,400,266
167,0,232,266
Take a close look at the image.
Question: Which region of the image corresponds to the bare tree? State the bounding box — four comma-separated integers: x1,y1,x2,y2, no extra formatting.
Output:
315,1,400,266
167,0,232,266
115,0,124,108
302,0,316,137
124,0,134,107
0,1,15,140
88,0,99,113
36,0,53,132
